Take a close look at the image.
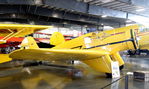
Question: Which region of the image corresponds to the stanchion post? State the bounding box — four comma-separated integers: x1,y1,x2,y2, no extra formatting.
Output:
125,75,128,89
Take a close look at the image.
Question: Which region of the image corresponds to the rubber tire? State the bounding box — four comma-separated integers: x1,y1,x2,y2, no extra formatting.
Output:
120,65,124,70
105,73,112,78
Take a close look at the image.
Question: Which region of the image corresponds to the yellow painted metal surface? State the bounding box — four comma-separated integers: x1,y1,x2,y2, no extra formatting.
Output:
0,24,52,37
50,32,65,45
138,31,149,50
9,25,140,74
83,55,112,73
52,25,139,51
49,25,139,73
0,54,12,63
10,49,109,61
0,24,52,43
20,37,39,49
111,52,124,66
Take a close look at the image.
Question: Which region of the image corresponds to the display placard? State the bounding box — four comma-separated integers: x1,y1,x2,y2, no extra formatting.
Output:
111,61,120,78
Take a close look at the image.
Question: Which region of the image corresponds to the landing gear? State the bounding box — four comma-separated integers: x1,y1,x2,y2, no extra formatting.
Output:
127,49,141,55
127,50,136,55
119,65,124,70
105,73,112,78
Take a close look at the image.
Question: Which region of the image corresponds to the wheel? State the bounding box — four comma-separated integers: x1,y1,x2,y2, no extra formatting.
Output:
127,50,135,55
135,49,140,55
120,65,124,70
105,73,112,78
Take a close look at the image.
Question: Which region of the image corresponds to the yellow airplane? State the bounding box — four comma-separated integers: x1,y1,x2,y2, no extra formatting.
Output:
0,24,52,63
138,28,149,50
125,25,149,55
0,24,52,44
8,25,139,77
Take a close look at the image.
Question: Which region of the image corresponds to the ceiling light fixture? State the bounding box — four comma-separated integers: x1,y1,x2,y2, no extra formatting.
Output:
63,22,67,24
126,20,132,23
136,8,145,12
52,14,58,17
11,14,16,18
84,25,88,27
101,15,107,18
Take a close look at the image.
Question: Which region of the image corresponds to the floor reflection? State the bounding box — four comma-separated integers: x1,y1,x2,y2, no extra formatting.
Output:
0,67,72,89
110,78,120,89
0,56,149,89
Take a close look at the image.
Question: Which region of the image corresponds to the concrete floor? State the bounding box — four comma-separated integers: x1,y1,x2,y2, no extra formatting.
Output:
0,56,149,89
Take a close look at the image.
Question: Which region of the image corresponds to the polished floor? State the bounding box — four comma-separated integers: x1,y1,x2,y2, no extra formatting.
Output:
0,55,149,89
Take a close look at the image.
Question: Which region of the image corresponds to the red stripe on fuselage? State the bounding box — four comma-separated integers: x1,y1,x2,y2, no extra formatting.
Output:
110,32,125,36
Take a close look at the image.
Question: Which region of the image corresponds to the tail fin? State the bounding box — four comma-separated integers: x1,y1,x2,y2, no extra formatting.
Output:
21,36,39,49
50,32,65,46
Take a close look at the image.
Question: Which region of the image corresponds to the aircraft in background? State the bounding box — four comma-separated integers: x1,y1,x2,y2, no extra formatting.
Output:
0,24,52,63
9,25,140,77
126,25,149,55
0,24,52,43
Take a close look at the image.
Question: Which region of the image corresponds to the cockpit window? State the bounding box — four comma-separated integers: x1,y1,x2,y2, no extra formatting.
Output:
139,26,149,32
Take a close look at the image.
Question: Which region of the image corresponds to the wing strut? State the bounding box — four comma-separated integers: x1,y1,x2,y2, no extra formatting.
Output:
0,28,25,43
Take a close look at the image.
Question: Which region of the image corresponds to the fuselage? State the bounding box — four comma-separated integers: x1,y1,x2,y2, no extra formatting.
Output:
51,25,139,73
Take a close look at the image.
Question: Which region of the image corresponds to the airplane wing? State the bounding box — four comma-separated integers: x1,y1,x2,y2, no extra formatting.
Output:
9,49,109,61
0,24,52,43
0,54,12,63
0,24,52,36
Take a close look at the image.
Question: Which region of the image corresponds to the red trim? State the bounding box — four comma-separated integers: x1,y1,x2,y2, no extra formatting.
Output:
0,42,21,48
110,32,125,36
0,37,24,42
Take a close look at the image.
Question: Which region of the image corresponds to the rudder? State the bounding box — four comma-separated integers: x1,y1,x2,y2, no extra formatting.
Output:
50,32,65,46
21,36,39,49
